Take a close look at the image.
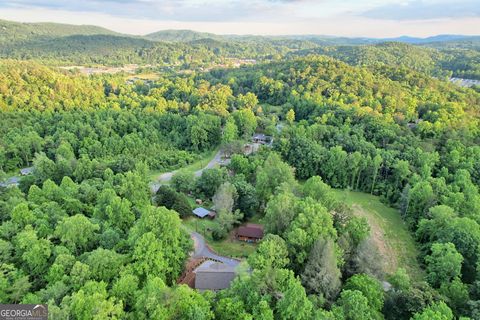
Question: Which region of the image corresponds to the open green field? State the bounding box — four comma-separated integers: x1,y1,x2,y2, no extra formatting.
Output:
333,189,423,279
148,147,219,181
182,216,257,259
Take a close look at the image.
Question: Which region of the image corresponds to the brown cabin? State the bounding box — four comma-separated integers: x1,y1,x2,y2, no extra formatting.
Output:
237,223,264,242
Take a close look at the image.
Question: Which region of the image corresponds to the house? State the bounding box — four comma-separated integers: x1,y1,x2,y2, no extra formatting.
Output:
194,260,237,291
407,119,423,129
0,176,20,188
192,207,216,219
20,167,33,176
252,133,273,146
237,223,264,242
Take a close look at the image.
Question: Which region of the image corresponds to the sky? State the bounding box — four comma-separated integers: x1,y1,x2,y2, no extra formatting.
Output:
0,0,479,37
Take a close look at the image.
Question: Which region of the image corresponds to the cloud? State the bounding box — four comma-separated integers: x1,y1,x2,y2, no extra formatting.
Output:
362,0,480,20
1,6,480,37
0,0,479,36
0,0,312,22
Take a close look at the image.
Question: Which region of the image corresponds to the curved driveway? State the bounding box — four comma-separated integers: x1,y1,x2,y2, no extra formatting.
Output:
150,150,224,193
150,149,240,267
159,150,223,182
190,231,240,267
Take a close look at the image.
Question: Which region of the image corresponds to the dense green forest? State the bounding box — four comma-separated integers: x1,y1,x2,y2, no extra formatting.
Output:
0,19,120,44
1,19,480,319
0,20,316,67
146,30,224,42
0,34,315,67
293,42,480,80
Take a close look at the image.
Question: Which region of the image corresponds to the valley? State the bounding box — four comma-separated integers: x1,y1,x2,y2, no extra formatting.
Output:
0,13,479,320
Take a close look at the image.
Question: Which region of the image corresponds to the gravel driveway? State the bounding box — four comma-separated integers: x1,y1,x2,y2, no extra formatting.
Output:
190,231,240,267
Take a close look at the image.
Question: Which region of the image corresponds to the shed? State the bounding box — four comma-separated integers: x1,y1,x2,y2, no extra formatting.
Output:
252,133,269,144
194,260,237,291
20,167,33,175
192,207,215,219
237,223,264,242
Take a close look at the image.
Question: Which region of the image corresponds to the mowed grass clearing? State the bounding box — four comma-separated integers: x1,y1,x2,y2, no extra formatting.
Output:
333,190,423,280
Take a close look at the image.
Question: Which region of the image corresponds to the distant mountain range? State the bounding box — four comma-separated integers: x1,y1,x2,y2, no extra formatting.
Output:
0,18,479,72
1,19,479,46
381,35,480,44
145,30,480,45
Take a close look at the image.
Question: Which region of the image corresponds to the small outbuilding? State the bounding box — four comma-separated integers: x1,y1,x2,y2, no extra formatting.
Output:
20,167,33,176
194,260,237,291
252,133,272,145
237,223,264,242
192,207,216,219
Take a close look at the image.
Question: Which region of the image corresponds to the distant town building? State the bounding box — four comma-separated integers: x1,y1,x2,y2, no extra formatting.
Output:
407,119,423,129
450,77,480,88
252,133,272,145
194,260,237,291
237,223,264,242
192,207,216,219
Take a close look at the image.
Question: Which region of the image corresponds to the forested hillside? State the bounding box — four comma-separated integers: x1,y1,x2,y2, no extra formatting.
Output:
0,19,119,44
0,35,314,66
146,30,223,42
293,42,480,80
292,43,445,76
1,19,479,80
1,18,480,319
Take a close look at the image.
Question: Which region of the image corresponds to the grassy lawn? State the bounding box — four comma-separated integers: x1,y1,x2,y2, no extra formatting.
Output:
332,189,423,280
148,147,220,181
182,216,257,259
208,239,257,259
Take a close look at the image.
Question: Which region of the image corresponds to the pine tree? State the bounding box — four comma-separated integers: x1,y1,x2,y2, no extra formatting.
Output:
301,238,341,301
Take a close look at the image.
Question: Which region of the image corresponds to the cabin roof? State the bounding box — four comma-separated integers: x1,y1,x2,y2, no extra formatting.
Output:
192,207,211,218
194,260,237,290
20,167,33,175
237,224,264,239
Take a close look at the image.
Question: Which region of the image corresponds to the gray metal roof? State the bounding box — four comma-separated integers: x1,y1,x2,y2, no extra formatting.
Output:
0,176,20,187
20,167,33,175
253,133,268,140
194,260,237,290
193,207,211,218
195,260,236,273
